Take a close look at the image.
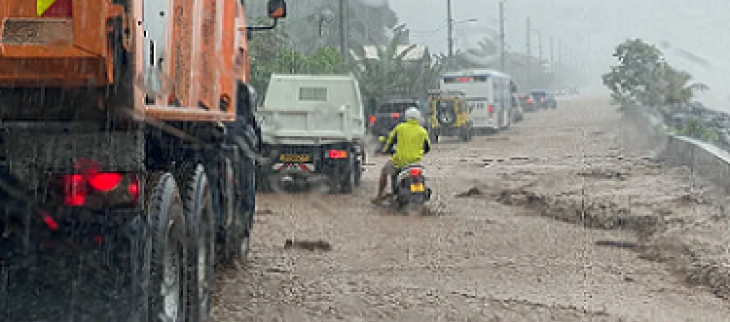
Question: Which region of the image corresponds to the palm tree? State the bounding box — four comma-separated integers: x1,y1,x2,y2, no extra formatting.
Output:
351,24,443,114
661,64,709,106
453,37,499,69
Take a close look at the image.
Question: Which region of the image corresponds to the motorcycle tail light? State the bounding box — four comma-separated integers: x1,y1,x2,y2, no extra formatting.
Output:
409,168,422,177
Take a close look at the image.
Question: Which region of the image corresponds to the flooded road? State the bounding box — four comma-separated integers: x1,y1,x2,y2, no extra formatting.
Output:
212,95,730,321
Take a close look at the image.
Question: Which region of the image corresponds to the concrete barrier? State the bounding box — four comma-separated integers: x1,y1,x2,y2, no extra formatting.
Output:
659,135,730,193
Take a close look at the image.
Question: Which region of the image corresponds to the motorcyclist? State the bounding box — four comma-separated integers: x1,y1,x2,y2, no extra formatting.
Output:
371,107,431,204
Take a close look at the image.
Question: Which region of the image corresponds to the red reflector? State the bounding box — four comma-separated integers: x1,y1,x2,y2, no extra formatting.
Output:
62,174,86,206
369,115,376,124
487,105,494,113
327,150,348,159
88,173,122,192
129,175,141,204
39,210,59,231
390,113,400,119
409,168,422,177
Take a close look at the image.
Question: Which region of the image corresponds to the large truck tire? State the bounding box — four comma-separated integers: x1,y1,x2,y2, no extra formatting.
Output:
177,164,216,322
224,152,255,265
144,172,188,322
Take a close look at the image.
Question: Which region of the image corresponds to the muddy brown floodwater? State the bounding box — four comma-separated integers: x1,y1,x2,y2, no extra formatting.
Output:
212,95,730,321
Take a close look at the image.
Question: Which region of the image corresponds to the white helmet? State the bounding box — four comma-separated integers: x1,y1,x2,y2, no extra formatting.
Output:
404,107,421,121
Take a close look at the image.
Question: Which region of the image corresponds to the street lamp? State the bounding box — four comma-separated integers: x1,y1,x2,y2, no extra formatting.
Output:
314,9,335,36
447,0,478,58
447,17,478,57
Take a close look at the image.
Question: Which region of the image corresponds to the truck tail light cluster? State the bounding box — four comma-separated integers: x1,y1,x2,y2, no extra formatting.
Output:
50,172,141,208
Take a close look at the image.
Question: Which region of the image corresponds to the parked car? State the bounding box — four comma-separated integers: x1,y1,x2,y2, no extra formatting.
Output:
370,98,436,149
530,89,557,109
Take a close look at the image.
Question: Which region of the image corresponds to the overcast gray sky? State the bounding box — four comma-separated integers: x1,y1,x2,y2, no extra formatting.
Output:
383,0,730,108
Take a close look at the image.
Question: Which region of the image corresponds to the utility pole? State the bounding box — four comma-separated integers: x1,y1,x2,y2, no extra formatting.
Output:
537,31,542,86
537,32,542,69
499,0,506,71
557,39,562,66
526,17,531,86
550,36,554,70
339,0,348,62
447,0,454,58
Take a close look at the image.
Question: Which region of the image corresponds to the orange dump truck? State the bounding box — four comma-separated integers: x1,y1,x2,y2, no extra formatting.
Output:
0,1,286,321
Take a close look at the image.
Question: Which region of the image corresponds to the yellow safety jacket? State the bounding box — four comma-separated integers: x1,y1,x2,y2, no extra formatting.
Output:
382,119,431,168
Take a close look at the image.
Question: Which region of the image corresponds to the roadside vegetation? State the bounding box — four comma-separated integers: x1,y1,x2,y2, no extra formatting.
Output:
602,39,730,148
247,3,585,112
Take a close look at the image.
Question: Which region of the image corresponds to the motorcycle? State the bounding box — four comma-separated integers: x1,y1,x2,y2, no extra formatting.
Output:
378,140,433,214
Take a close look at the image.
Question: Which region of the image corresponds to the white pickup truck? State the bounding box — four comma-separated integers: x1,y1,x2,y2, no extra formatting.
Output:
256,74,366,193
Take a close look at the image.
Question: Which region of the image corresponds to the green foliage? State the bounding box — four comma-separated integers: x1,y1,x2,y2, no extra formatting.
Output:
677,119,720,144
678,119,703,137
350,24,441,112
701,127,720,143
602,39,708,110
248,22,347,101
248,20,444,111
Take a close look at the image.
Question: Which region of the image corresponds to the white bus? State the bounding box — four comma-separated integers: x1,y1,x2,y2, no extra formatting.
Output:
439,69,513,133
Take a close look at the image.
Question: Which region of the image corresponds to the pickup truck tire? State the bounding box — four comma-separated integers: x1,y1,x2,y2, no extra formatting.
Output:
255,166,272,193
177,164,215,322
338,155,357,194
145,173,188,322
354,151,364,187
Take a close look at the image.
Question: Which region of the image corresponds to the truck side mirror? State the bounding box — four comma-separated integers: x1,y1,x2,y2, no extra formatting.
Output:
268,0,287,19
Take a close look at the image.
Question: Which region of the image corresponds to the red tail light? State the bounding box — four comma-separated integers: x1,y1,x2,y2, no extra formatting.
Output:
487,105,494,113
39,0,73,18
390,113,401,119
409,168,422,177
527,98,533,103
327,150,348,159
88,173,123,192
369,115,376,125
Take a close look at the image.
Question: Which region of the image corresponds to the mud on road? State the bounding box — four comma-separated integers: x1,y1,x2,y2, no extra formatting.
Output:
212,96,730,321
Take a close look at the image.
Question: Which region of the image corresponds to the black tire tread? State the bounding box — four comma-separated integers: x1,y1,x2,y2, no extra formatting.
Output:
145,173,187,322
176,164,215,322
